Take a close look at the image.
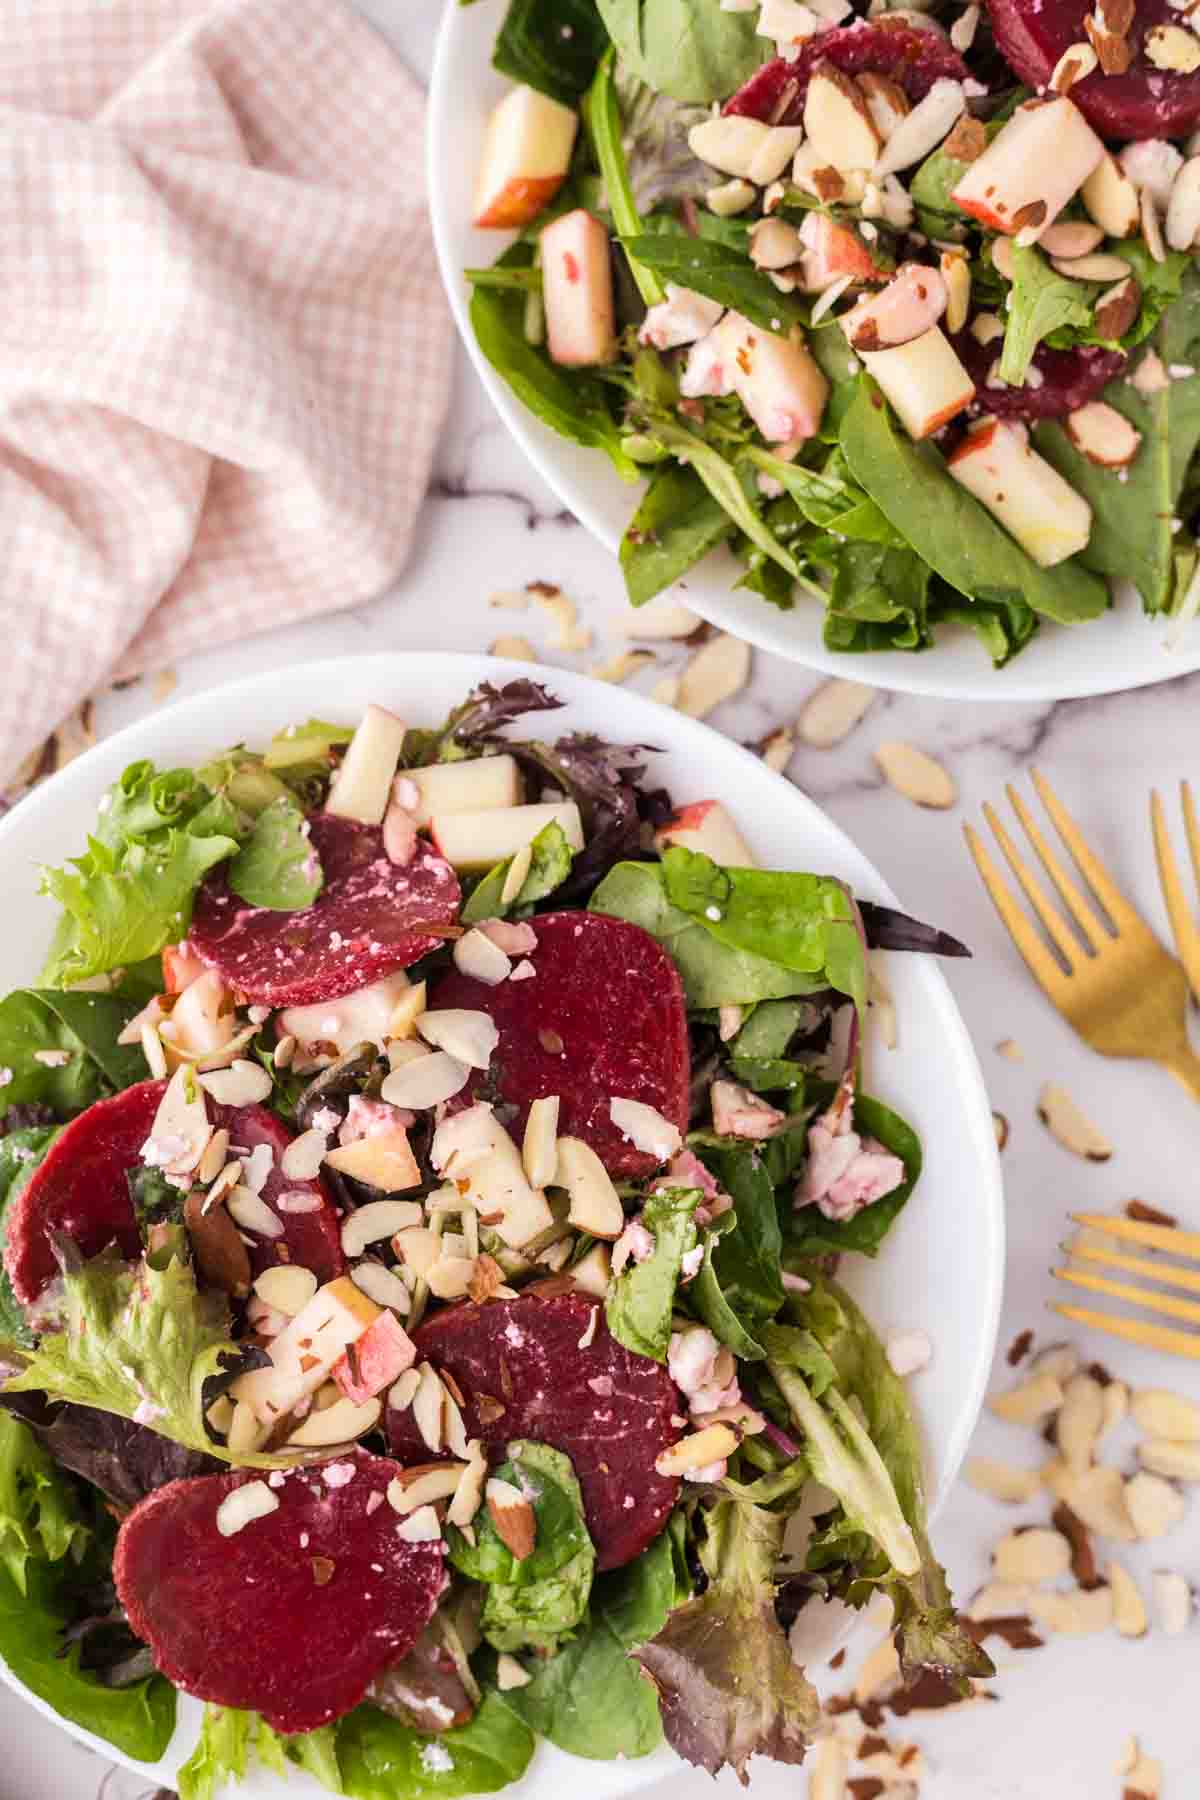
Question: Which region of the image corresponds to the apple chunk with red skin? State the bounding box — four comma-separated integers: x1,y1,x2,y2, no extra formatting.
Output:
857,327,976,440
951,96,1104,240
707,311,829,444
946,419,1091,566
541,209,617,368
655,799,758,867
797,212,884,294
474,85,579,229
333,1310,416,1405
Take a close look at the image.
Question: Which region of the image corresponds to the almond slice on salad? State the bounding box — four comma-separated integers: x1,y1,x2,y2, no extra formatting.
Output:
872,77,965,179
350,1261,411,1315
1037,1083,1112,1161
387,1464,470,1515
1081,153,1140,239
215,1481,280,1538
288,1395,382,1448
486,1477,538,1560
655,1423,739,1477
555,1136,625,1240
341,1200,425,1259
874,741,957,809
1166,156,1200,252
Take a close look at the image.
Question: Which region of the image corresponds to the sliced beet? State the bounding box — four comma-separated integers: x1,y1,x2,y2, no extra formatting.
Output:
4,1080,343,1306
986,0,1200,138
430,912,689,1179
952,332,1126,421
114,1451,446,1733
723,22,970,122
385,1293,682,1572
189,814,461,1007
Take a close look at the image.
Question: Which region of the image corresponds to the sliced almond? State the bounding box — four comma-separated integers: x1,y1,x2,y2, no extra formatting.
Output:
341,1200,425,1259
941,250,971,334
1039,219,1104,259
288,1395,382,1448
253,1264,319,1317
486,1477,537,1560
447,1442,488,1529
872,76,965,180
453,928,512,986
489,636,539,661
387,1463,469,1514
146,1066,211,1178
417,1009,499,1071
396,1504,443,1543
533,588,592,652
993,1526,1071,1584
1152,1567,1193,1634
989,1372,1065,1425
590,649,655,685
556,1136,625,1239
760,727,795,774
655,1422,739,1477
1042,1461,1136,1541
1026,1585,1113,1634
1119,1741,1163,1797
1131,1387,1200,1441
1081,152,1140,239
852,1634,901,1705
993,1111,1009,1151
1166,155,1200,252
226,1184,285,1240
617,598,700,639
350,1260,411,1315
1138,1437,1200,1481
1109,1559,1148,1637
500,847,533,908
1056,1372,1105,1472
676,633,751,720
1125,1470,1187,1541
388,1367,422,1413
495,1652,532,1691
393,1226,441,1282
1031,1343,1080,1385
1049,39,1099,90
381,1050,470,1111
964,1457,1043,1504
522,1096,560,1190
1093,274,1140,341
857,70,910,140
281,1128,329,1182
798,678,875,748
1141,186,1167,264
874,740,956,808
426,1254,478,1301
412,1363,447,1453
750,217,805,271
1147,21,1200,71
197,1059,274,1108
388,980,428,1042
1050,251,1136,283
804,64,881,173
966,1580,1034,1620
1100,1378,1128,1441
1037,1083,1112,1161
570,1242,612,1299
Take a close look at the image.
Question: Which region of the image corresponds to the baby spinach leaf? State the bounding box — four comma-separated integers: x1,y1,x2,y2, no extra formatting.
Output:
460,821,574,925
479,1443,596,1653
929,586,1039,667
227,796,323,912
823,540,932,654
644,415,800,579
840,379,1108,626
623,234,809,331
620,459,733,606
490,0,609,103
338,1692,535,1800
606,1185,702,1360
590,862,831,1007
731,998,812,1060
999,244,1092,386
448,1440,591,1585
690,1239,766,1361
596,0,770,103
744,446,898,543
702,1143,787,1326
727,1055,807,1092
469,245,639,483
0,990,146,1121
584,53,663,306
786,1092,922,1259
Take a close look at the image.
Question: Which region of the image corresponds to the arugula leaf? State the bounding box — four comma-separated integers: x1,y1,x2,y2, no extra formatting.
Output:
490,0,608,103
620,459,733,606
584,52,663,306
661,846,866,1014
840,379,1108,626
227,796,324,912
470,243,639,483
1036,265,1200,615
460,821,574,926
448,1439,592,1586
337,1692,535,1800
633,1499,818,1779
596,0,770,103
500,1528,674,1758
606,1186,702,1360
0,1412,174,1761
0,1129,59,1346
623,233,809,331
787,1092,922,1258
180,1705,343,1799
999,244,1092,386
643,415,801,581
480,1442,596,1653
0,990,146,1121
590,862,832,1007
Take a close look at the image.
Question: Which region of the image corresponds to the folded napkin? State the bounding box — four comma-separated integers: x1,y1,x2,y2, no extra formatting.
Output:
0,0,453,785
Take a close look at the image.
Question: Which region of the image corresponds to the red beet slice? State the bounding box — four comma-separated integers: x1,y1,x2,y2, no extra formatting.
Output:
189,814,461,1008
724,22,970,122
4,1080,343,1305
114,1451,446,1733
385,1294,682,1572
952,332,1126,421
430,912,689,1179
986,0,1200,138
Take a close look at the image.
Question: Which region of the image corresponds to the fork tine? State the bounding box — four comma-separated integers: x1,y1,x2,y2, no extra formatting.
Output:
1030,769,1139,929
1183,781,1200,888
1051,1302,1200,1361
981,803,1082,966
1006,784,1106,950
963,822,1069,999
1071,1211,1200,1259
1066,1240,1200,1297
1054,1265,1200,1326
1150,789,1200,978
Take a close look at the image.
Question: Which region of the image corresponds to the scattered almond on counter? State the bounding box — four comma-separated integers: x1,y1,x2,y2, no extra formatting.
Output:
1037,1082,1113,1161
798,677,876,749
874,741,957,809
676,633,751,718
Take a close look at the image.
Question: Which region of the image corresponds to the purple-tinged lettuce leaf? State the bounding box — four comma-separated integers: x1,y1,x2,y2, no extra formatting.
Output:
857,901,970,960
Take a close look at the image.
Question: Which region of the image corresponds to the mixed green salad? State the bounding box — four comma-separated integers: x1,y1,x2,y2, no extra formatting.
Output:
464,0,1200,665
0,680,988,1797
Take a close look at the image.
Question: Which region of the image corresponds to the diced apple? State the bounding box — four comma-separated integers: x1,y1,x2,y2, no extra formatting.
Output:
163,942,207,994
430,1103,554,1249
279,970,415,1056
540,209,616,369
407,754,521,828
797,211,883,293
473,85,579,230
946,419,1092,567
840,263,947,353
325,705,407,826
655,799,758,867
707,311,828,444
858,326,975,440
233,1277,382,1424
331,1311,416,1405
323,1129,422,1194
430,800,583,874
951,96,1104,240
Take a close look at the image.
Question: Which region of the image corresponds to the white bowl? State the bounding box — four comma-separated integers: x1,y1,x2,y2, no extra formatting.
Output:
427,0,1200,702
0,652,1003,1796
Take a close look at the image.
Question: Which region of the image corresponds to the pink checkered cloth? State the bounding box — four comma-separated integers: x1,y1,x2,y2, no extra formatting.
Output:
0,0,452,783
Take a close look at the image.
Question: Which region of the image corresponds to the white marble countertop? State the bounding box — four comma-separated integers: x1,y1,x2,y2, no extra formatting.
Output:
5,5,1199,1797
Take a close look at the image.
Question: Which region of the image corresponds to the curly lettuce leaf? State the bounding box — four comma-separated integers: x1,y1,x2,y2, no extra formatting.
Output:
337,1691,536,1800
998,244,1093,386
634,1499,818,1781
606,1185,701,1361
227,796,324,912
179,1705,343,1800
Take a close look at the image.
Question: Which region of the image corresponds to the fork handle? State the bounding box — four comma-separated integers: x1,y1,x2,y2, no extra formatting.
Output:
1160,1045,1200,1101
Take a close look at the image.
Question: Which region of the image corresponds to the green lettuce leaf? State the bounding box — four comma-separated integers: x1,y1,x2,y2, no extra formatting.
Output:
337,1691,536,1800
460,821,574,926
0,1412,175,1761
998,243,1092,386
633,1499,818,1779
0,990,147,1120
480,1442,596,1654
623,232,809,331
448,1440,591,1587
490,0,608,104
620,459,733,607
606,1186,702,1361
227,796,324,912
179,1705,343,1800
596,0,770,103
698,1143,786,1329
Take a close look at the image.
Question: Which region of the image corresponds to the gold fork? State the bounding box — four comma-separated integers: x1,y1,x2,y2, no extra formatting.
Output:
963,769,1200,1100
1151,780,1200,1002
1053,1212,1200,1360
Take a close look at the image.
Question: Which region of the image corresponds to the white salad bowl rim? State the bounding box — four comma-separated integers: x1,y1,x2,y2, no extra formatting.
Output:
0,651,1003,1797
